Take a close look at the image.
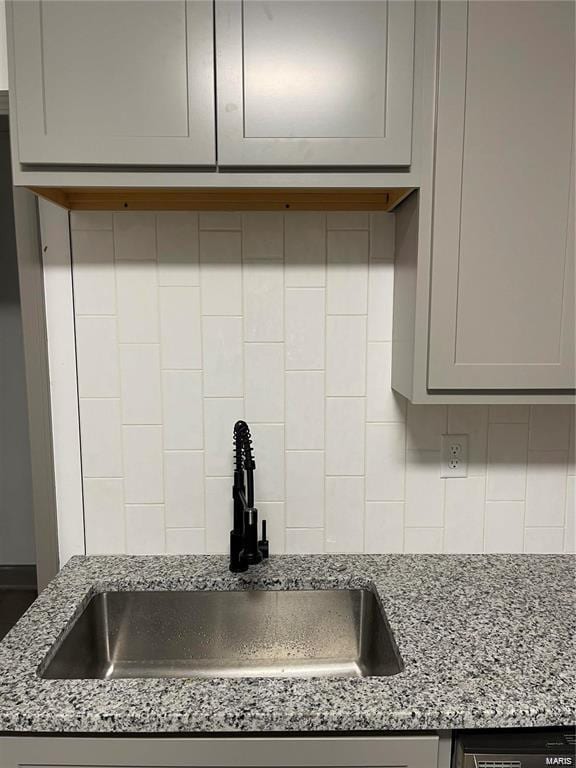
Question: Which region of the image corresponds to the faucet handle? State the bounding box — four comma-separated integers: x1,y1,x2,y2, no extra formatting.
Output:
258,519,269,559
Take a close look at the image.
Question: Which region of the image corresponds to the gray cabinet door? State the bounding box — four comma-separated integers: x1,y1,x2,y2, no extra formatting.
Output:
428,0,575,391
0,735,440,768
215,0,415,167
8,1,215,166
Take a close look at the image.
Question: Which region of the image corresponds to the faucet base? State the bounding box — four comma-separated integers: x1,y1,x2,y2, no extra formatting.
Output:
244,550,263,566
229,530,248,573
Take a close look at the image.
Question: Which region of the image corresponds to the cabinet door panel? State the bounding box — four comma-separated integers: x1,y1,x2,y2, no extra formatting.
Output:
0,735,440,768
215,0,414,166
429,0,575,390
9,1,215,165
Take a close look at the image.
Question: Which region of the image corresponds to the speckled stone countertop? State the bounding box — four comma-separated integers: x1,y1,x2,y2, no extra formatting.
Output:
0,554,574,734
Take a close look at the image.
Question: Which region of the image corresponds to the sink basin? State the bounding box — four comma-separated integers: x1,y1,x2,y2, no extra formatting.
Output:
39,589,403,680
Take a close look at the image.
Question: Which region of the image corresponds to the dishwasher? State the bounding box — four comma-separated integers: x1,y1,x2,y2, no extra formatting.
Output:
453,728,575,767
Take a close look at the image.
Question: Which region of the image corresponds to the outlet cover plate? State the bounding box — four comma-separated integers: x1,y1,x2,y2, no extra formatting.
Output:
440,434,469,478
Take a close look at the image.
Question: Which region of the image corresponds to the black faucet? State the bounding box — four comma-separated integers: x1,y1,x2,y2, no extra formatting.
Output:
230,420,269,573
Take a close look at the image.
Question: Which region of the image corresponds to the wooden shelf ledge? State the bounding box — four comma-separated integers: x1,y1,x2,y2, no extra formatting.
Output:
28,186,414,212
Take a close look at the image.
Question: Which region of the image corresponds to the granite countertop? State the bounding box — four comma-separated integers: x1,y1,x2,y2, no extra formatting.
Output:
0,554,574,734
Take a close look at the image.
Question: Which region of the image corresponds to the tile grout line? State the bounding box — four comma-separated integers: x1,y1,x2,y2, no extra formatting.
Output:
441,407,449,553
111,213,129,554
150,214,166,554
321,212,328,554
280,212,288,555
198,214,210,554
522,408,533,552
363,219,372,553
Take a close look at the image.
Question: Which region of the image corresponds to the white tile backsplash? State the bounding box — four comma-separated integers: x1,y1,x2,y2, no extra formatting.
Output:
258,502,286,554
326,398,365,476
125,504,165,554
244,343,284,423
564,476,575,553
250,424,285,501
367,261,394,341
447,405,488,476
285,527,324,554
199,231,242,315
327,212,369,230
286,450,324,528
285,213,326,287
119,344,162,425
285,371,325,450
366,342,405,423
159,287,202,370
524,526,564,554
243,260,284,342
205,476,233,553
113,212,156,261
285,288,325,370
71,230,116,315
156,212,199,287
72,212,574,554
443,476,485,553
484,501,525,552
83,478,125,554
364,502,404,552
75,317,120,398
325,477,364,552
202,317,243,397
203,398,243,476
162,371,203,450
71,212,113,231
166,528,206,554
366,423,405,501
525,450,567,526
326,231,369,314
199,212,241,231
122,425,163,504
529,405,571,450
489,405,530,423
326,315,367,396
486,423,529,500
79,398,123,478
407,404,447,450
369,212,395,261
243,213,284,260
569,417,576,474
405,450,444,527
115,261,159,343
404,527,443,554
163,451,205,528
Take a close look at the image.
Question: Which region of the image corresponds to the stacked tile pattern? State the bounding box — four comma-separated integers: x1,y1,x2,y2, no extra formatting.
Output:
70,211,576,555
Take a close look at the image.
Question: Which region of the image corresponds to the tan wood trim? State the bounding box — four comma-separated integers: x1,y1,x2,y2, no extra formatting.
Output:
29,186,71,209
28,186,413,212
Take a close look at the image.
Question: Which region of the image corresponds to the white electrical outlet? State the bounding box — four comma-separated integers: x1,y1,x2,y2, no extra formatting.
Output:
440,434,469,478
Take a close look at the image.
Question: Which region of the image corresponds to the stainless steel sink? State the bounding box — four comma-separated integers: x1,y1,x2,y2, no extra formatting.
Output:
39,589,403,680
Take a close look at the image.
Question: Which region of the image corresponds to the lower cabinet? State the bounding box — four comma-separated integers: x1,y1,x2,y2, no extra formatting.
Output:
0,735,444,768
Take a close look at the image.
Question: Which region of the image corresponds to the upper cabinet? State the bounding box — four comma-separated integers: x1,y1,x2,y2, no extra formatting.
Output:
6,0,415,171
0,0,7,92
215,0,415,166
428,0,575,392
8,0,215,165
392,0,575,403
